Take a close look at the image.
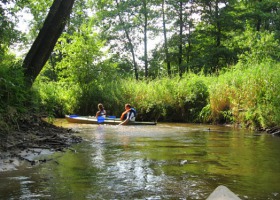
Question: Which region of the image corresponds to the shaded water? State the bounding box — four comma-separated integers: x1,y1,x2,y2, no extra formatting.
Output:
1,121,280,199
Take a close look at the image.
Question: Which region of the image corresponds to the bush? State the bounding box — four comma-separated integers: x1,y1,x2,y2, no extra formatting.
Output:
0,55,39,133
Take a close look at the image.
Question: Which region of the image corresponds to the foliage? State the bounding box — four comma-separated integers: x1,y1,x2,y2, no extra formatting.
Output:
0,1,23,58
0,56,28,113
233,26,280,64
0,54,37,132
86,74,210,122
205,61,280,129
1,0,280,132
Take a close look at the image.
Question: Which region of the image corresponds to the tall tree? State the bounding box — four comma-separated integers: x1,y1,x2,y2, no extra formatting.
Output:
237,0,280,33
22,0,75,86
115,0,139,80
188,0,237,73
166,0,194,75
162,0,171,76
0,0,22,59
178,0,183,77
95,0,143,79
143,0,149,77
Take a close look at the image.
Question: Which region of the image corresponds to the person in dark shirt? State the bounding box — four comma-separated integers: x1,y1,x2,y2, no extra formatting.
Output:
119,104,136,125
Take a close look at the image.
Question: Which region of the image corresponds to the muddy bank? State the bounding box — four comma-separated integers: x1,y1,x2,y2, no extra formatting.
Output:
265,126,280,136
257,126,280,136
0,117,82,172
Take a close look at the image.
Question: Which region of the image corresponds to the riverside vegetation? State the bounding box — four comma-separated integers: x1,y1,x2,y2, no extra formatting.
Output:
1,0,280,153
1,58,280,136
35,61,280,130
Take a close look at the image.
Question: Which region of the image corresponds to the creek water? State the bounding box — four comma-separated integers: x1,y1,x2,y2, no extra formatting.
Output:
0,120,280,200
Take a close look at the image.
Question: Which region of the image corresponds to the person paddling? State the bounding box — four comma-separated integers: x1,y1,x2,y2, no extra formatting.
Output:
119,104,136,125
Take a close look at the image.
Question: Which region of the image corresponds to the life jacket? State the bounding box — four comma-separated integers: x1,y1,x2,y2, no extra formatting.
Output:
130,108,136,117
120,108,136,120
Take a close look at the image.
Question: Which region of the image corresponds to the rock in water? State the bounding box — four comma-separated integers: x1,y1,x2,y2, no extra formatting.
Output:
206,185,241,200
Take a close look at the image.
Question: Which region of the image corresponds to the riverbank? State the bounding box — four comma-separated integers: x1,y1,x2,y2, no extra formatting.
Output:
263,126,280,136
0,117,82,172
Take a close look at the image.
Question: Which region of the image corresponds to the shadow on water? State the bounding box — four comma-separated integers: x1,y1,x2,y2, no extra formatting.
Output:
1,120,280,199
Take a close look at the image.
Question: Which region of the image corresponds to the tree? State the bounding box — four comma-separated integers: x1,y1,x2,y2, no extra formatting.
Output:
186,0,238,73
0,0,22,60
95,0,143,80
178,0,183,77
22,0,75,87
161,0,195,76
162,0,171,76
143,0,149,77
115,0,139,80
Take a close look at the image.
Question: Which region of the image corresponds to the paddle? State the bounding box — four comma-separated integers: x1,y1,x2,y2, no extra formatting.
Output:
97,116,105,123
69,114,79,118
107,116,116,119
98,116,117,123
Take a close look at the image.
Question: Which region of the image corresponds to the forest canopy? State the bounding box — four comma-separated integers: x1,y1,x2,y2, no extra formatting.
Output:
1,0,280,130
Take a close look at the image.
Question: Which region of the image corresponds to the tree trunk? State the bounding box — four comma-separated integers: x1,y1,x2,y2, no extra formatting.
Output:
178,0,183,77
143,0,148,78
214,0,221,72
162,0,171,77
23,0,75,87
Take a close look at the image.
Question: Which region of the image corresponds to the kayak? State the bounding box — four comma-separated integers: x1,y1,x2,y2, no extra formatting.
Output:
65,115,157,125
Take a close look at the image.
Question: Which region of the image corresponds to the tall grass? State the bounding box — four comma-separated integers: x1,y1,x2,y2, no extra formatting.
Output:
102,74,209,122
206,62,280,128
35,61,280,129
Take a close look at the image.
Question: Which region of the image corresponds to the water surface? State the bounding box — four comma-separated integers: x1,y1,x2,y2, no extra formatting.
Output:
0,121,280,199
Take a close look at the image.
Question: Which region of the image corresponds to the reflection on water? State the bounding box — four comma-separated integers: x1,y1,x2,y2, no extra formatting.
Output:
1,121,280,199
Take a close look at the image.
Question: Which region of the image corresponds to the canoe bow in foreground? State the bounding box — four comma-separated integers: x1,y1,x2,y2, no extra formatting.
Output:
65,115,157,125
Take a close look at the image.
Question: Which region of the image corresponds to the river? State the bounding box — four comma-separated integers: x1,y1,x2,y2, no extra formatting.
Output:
0,120,280,199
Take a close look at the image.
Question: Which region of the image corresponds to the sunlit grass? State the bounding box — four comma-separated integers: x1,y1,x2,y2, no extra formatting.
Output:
34,61,280,129
207,62,280,128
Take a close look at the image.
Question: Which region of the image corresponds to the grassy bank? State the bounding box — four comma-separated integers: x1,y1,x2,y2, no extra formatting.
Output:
33,61,280,130
206,62,280,129
1,60,280,131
